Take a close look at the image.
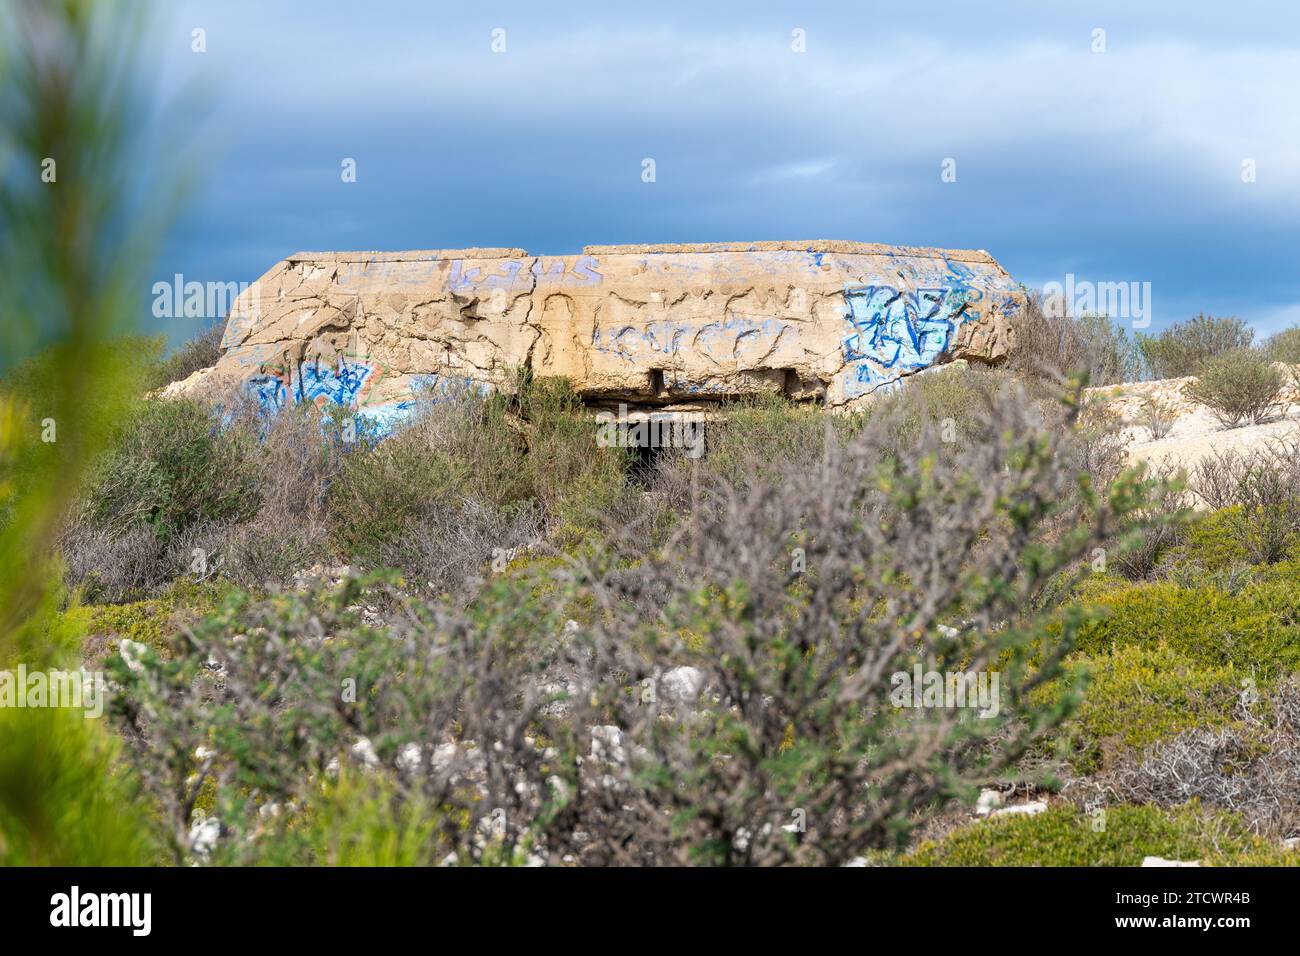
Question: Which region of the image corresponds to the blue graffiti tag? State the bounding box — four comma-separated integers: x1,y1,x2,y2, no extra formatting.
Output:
244,357,374,414
239,359,497,440
245,372,289,415
297,358,373,406
840,272,976,398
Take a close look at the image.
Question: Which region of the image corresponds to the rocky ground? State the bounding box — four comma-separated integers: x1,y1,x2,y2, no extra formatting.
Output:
1087,368,1300,491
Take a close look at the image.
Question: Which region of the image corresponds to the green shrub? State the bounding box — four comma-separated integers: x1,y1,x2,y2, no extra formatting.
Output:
229,769,458,867
108,572,573,865
145,323,223,393
436,385,535,508
83,397,259,538
326,386,565,590
517,375,632,539
550,468,645,549
59,397,262,601
1138,313,1255,379
1071,579,1300,675
1265,325,1300,365
1174,508,1251,570
0,707,158,865
0,0,202,868
679,391,830,491
1184,349,1283,428
1232,474,1299,566
904,804,1295,866
328,424,471,564
334,376,627,524
1045,644,1246,773
0,337,159,538
85,599,171,653
864,363,1006,454
1248,558,1300,587
78,580,222,658
111,375,1168,866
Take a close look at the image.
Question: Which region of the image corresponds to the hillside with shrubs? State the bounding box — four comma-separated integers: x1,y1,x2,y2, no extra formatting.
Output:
6,302,1300,867
4,2,1300,870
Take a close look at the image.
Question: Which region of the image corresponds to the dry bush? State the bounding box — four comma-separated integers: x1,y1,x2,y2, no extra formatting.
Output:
366,497,546,596
1111,462,1191,580
57,524,171,604
1070,399,1130,491
554,378,1161,864
1009,291,1140,387
1184,349,1283,428
1192,441,1300,564
1193,448,1252,512
111,379,1165,865
1230,459,1300,565
1078,681,1300,838
209,397,342,588
1138,313,1255,379
1140,397,1177,441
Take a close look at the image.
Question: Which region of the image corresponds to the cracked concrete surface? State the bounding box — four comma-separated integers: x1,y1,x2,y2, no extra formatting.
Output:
166,241,1023,428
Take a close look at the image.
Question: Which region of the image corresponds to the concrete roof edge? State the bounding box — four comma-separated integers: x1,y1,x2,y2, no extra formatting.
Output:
280,243,998,264
286,248,531,262
581,241,997,262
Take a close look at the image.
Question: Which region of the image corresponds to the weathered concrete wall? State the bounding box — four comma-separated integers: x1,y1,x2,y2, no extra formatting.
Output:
168,241,1023,430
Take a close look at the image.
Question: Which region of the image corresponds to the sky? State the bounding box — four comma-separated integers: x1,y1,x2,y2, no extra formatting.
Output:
147,0,1300,346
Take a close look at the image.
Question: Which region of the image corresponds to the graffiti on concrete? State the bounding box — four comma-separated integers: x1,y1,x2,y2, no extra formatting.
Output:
408,372,494,399
181,243,1023,430
354,373,493,435
246,356,375,414
354,400,416,435
244,355,392,436
528,255,602,287
245,370,289,416
843,286,961,362
839,261,991,398
334,255,602,293
242,359,497,438
299,358,374,407
443,255,603,294
592,316,790,363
